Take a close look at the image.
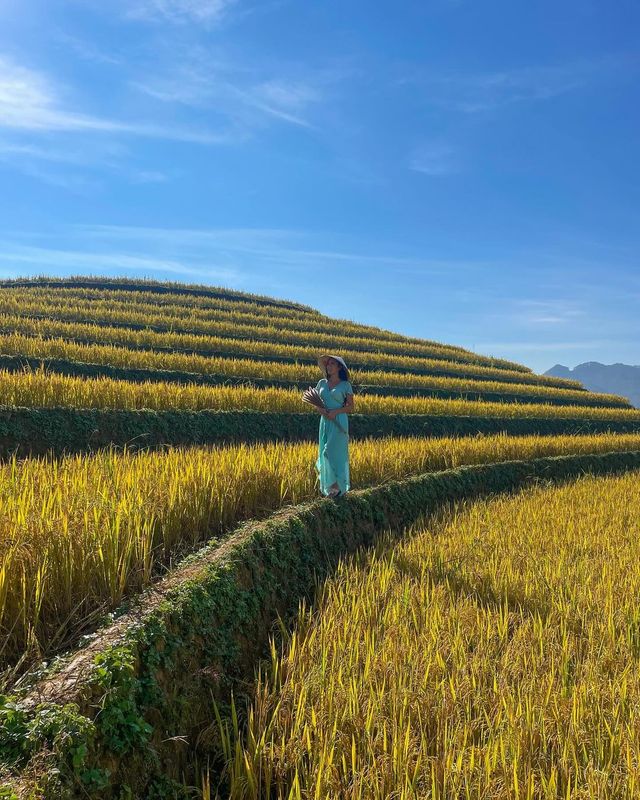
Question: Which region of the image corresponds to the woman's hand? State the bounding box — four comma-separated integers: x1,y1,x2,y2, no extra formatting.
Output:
325,409,338,420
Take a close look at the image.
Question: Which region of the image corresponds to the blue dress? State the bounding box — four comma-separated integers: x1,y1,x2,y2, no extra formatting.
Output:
315,378,353,495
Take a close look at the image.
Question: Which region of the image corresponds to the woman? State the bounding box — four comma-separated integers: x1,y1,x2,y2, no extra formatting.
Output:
314,354,355,498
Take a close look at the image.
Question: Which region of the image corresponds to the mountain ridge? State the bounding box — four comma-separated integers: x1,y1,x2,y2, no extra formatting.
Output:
546,362,640,408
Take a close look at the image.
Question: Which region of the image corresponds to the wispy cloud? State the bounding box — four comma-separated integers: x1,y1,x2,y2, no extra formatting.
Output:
404,55,637,114
476,339,612,353
124,0,237,25
0,225,468,282
509,299,587,327
451,64,589,112
128,169,170,184
242,80,319,127
0,138,178,189
2,163,100,193
132,54,323,130
0,139,112,193
50,31,123,66
70,224,481,275
0,138,125,167
0,55,228,142
409,141,459,175
0,243,241,282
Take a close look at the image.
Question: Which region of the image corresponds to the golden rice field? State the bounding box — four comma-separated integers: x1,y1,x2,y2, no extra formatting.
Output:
216,472,640,800
0,276,316,314
0,367,636,420
0,285,480,358
4,278,640,798
0,313,582,387
0,333,606,405
3,433,640,677
0,293,524,370
0,275,315,314
1,283,352,325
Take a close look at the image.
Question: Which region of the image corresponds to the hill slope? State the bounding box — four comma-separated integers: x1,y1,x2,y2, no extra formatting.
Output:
0,275,626,399
5,276,640,798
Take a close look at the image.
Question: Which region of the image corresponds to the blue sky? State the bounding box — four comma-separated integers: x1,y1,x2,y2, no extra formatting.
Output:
0,0,638,372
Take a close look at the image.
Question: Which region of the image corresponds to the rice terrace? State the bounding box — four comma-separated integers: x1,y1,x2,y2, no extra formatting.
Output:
0,275,638,799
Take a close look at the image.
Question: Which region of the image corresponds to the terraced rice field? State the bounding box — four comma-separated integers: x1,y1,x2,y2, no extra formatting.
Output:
3,432,640,671
215,472,640,799
1,275,639,798
0,332,619,405
0,312,595,385
0,276,632,668
2,367,639,418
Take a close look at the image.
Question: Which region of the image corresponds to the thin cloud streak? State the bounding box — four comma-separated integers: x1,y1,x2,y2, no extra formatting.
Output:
132,60,322,130
124,0,237,25
410,142,459,175
128,170,170,184
0,139,126,167
0,244,241,281
476,340,619,353
50,31,123,65
0,139,178,189
74,223,481,273
404,55,638,113
2,225,484,279
508,298,588,327
0,56,230,143
3,164,99,193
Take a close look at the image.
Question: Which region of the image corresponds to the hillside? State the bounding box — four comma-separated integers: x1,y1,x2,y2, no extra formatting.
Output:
547,361,640,408
3,276,640,798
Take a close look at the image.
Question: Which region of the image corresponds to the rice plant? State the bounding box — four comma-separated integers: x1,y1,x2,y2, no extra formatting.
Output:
0,333,599,404
1,366,634,420
0,313,580,387
3,432,640,677
0,274,313,314
0,292,524,371
0,284,477,357
217,471,640,799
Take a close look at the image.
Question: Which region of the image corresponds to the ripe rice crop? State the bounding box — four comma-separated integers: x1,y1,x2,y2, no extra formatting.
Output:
0,314,577,387
217,472,640,799
1,285,474,356
3,433,640,677
0,334,596,402
0,367,636,420
2,284,333,324
0,294,526,370
0,274,313,314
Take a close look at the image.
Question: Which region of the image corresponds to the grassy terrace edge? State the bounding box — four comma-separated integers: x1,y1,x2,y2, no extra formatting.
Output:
3,408,640,457
4,449,640,799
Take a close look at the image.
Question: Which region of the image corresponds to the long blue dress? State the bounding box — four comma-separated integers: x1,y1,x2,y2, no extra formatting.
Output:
315,378,353,495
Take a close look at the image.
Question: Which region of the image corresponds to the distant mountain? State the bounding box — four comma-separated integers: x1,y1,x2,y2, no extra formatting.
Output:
546,362,640,408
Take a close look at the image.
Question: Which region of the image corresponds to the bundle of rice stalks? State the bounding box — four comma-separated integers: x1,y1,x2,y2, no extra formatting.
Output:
302,387,347,434
301,386,325,411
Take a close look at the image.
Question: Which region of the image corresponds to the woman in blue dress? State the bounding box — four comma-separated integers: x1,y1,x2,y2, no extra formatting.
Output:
315,354,355,498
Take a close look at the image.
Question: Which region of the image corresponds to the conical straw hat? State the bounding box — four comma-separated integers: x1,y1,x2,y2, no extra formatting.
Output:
317,354,349,375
